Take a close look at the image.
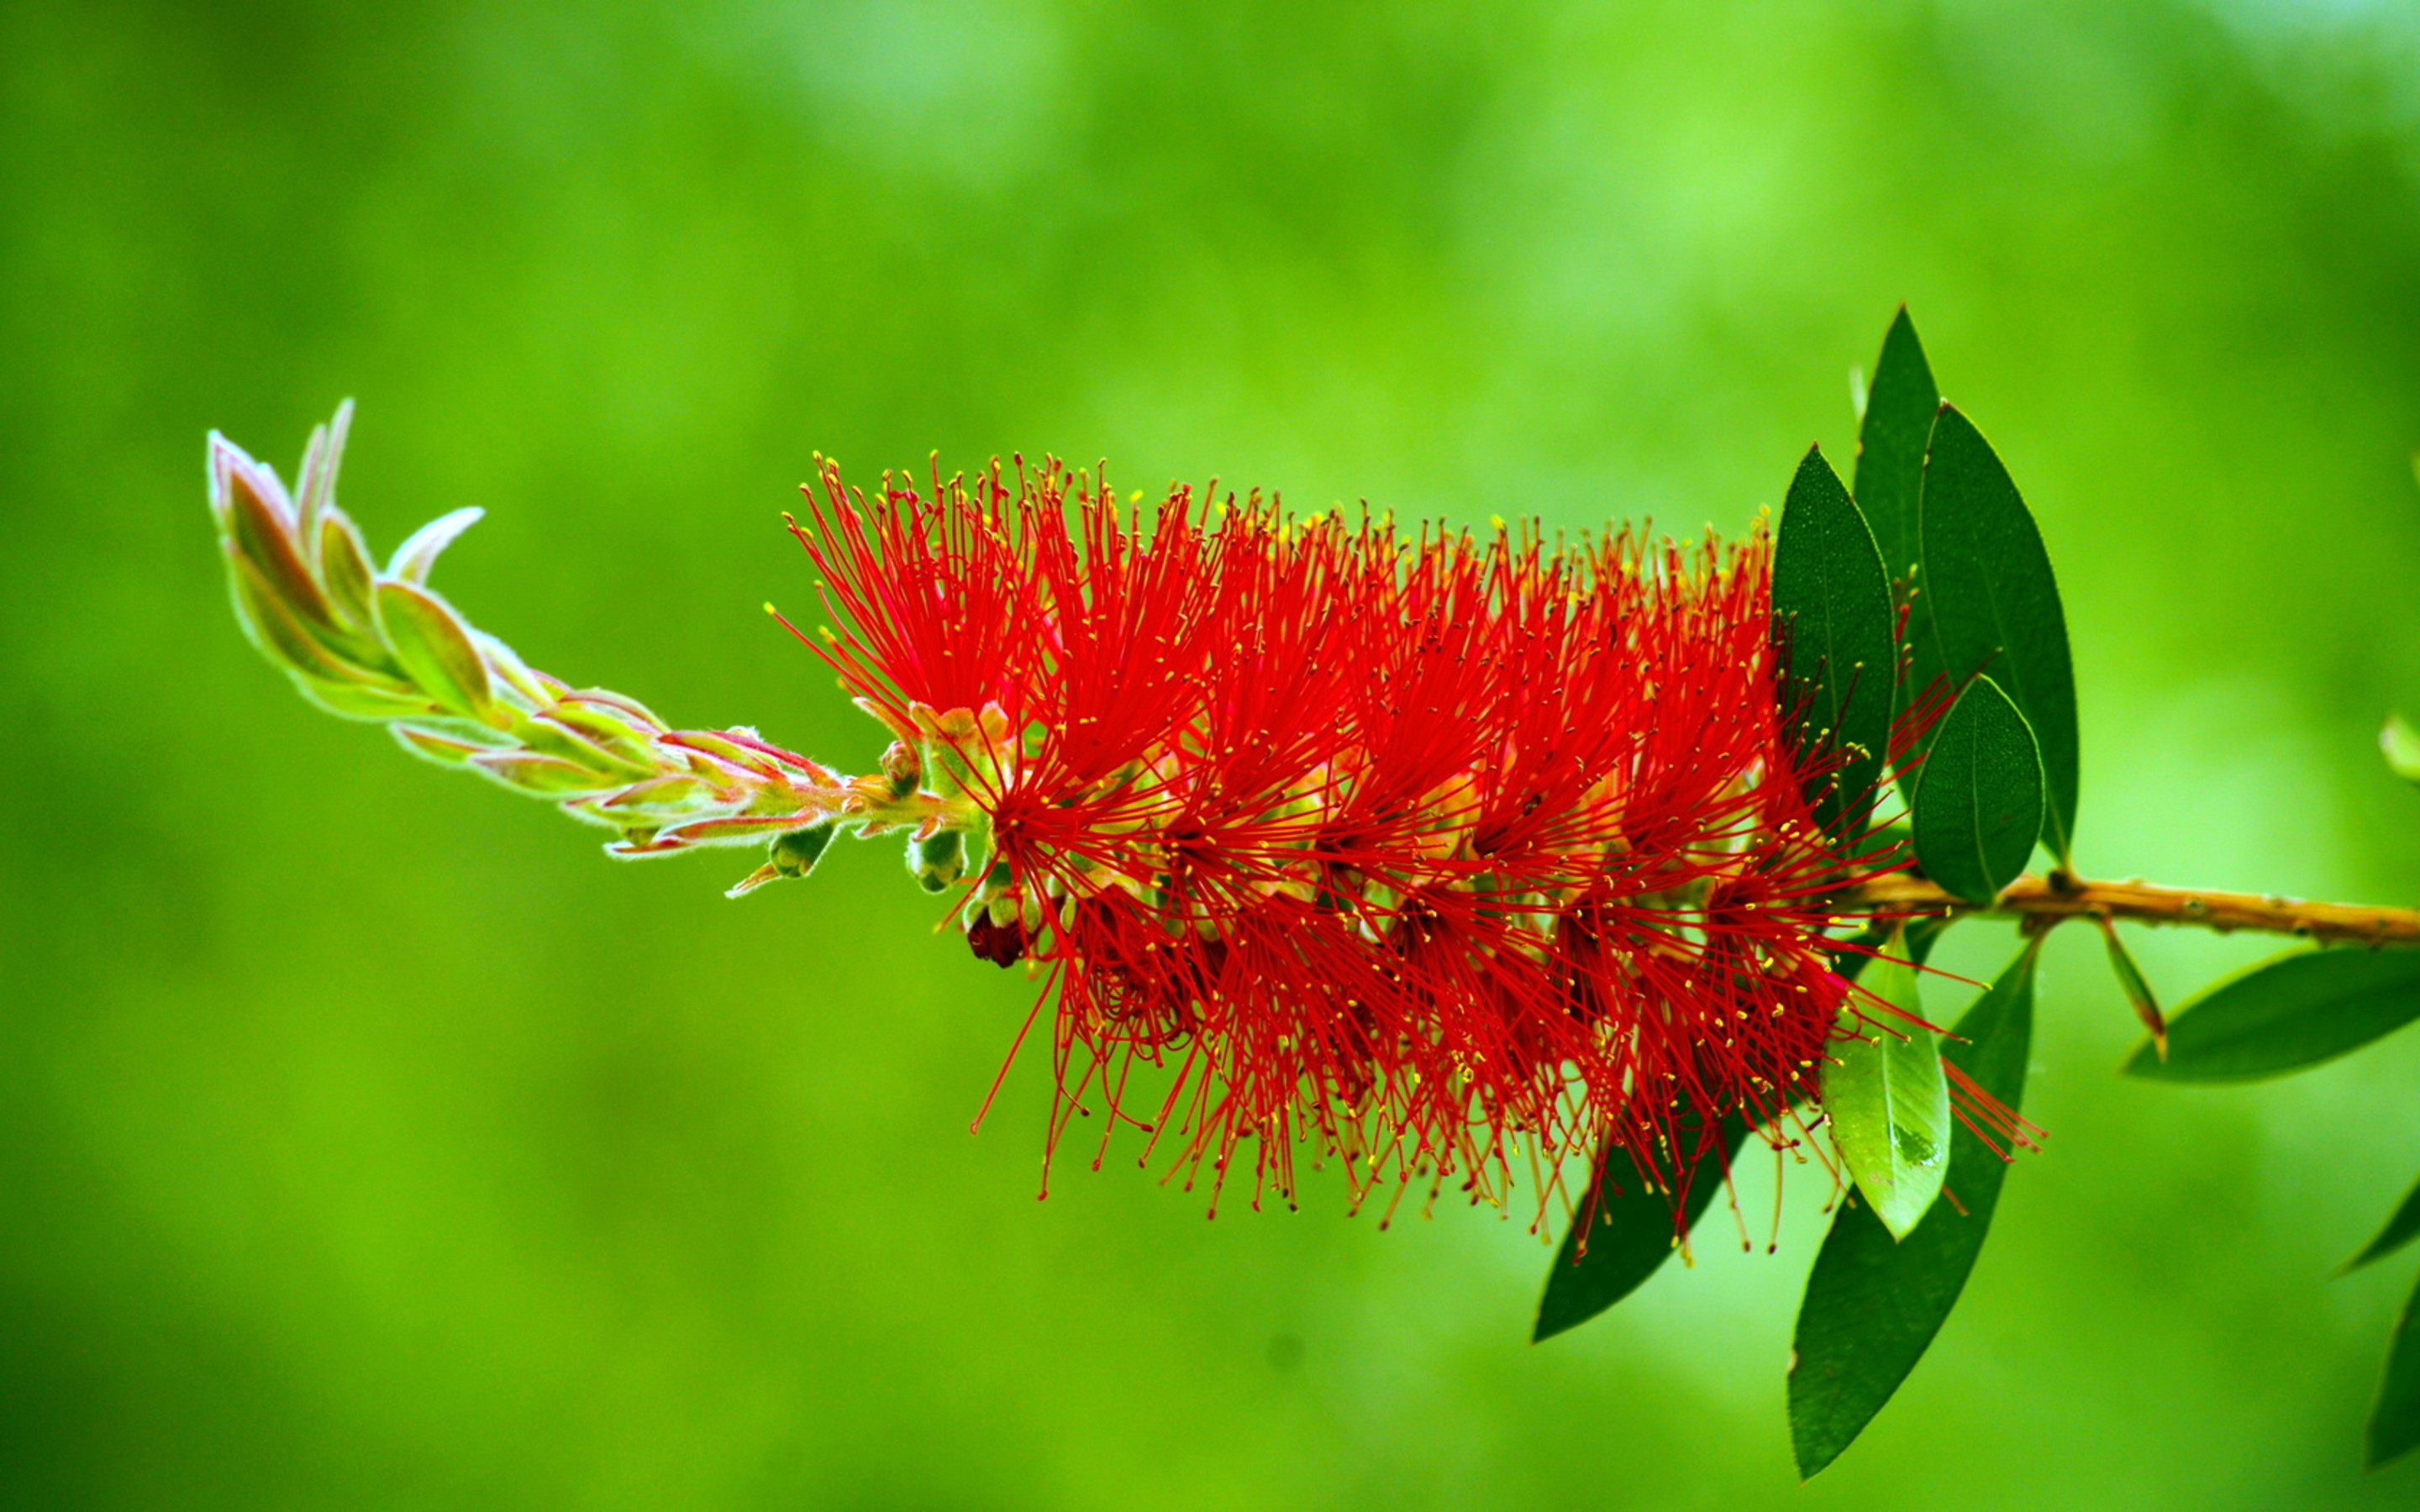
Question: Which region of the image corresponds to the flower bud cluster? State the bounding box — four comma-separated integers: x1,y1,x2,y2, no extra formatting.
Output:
208,406,952,895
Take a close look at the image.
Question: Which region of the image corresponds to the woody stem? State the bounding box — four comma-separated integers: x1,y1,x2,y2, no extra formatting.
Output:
1840,869,2420,948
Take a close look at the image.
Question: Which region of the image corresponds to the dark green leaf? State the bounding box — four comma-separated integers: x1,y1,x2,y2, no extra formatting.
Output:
1791,938,2041,1479
1912,675,2044,905
2123,947,2420,1084
2370,1269,2420,1468
1834,913,1946,985
1852,307,1939,589
1911,404,2081,862
2346,1172,2420,1274
1822,928,1949,1239
1534,1118,1750,1342
1772,445,1897,837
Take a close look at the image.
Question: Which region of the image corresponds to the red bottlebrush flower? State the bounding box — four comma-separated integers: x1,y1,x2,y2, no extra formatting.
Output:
788,457,1932,1222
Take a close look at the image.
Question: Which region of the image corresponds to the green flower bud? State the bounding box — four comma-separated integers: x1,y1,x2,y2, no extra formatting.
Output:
909,827,965,892
771,821,840,878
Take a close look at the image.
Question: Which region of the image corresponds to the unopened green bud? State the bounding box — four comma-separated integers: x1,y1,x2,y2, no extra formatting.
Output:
772,821,840,878
910,827,965,892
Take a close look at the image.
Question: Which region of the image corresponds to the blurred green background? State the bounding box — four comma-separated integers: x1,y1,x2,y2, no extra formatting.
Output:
10,0,2420,1506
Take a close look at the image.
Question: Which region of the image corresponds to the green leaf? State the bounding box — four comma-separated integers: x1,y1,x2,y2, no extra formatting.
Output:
2096,915,2166,1053
1834,913,1947,986
376,579,497,725
2371,1269,2420,1468
2346,1172,2420,1274
386,505,486,585
1791,939,2040,1479
1772,445,1897,837
1534,1118,1751,1342
466,750,608,796
317,512,381,634
1821,927,1950,1240
2385,715,2420,786
1910,404,2080,862
2123,947,2420,1084
1912,675,2044,905
1852,307,1939,589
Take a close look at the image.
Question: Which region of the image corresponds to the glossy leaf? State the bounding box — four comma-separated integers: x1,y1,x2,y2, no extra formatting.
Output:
1791,939,2040,1479
2345,1172,2420,1274
2373,1270,2420,1469
1772,445,1897,837
1912,675,2044,905
1821,928,1949,1240
1534,1118,1751,1341
1912,404,2080,861
2124,947,2420,1084
1852,307,1939,588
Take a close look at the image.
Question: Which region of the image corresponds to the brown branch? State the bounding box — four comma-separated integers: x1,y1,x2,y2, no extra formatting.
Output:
1841,870,2420,948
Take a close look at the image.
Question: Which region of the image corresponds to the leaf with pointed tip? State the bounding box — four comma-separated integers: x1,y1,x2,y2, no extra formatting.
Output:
1822,931,1949,1240
468,750,608,796
387,506,486,584
1772,446,1897,837
2372,1270,2420,1468
1791,939,2039,1479
294,400,354,555
2346,1173,2420,1274
317,512,380,633
1912,675,2044,905
1852,307,1939,588
1911,405,2079,862
1534,1118,1751,1341
376,580,497,723
2123,947,2420,1084
223,459,336,632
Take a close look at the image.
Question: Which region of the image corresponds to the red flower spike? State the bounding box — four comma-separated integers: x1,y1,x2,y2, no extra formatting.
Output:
794,457,1965,1226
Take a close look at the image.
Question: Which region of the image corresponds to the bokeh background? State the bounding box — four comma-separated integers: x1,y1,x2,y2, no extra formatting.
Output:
10,1,2420,1506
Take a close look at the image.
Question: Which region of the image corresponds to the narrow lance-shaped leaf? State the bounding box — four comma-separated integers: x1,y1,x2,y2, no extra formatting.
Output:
2371,1271,2420,1469
1912,675,2044,905
387,505,487,585
1911,404,2081,862
1821,925,1949,1241
1534,1117,1751,1342
2345,1172,2420,1274
1852,306,1939,590
1791,937,2041,1479
2096,914,2166,1058
376,579,498,725
2124,947,2420,1084
1772,445,1897,837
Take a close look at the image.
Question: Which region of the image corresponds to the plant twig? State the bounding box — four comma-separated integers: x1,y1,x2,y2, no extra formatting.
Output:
1844,870,2420,948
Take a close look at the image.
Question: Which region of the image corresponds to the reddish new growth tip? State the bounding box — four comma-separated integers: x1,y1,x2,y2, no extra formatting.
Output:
788,457,1933,1222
